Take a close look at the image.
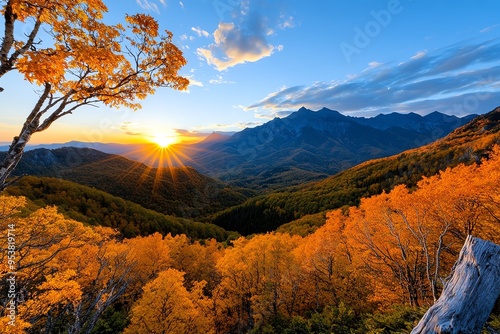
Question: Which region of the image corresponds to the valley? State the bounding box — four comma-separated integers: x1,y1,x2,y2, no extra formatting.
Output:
2,107,493,237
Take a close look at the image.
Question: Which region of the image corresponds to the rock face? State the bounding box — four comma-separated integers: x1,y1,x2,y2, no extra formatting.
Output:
411,236,500,334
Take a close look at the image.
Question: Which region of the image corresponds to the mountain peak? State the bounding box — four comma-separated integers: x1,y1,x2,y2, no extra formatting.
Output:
196,132,231,147
287,107,346,123
450,106,500,136
423,111,451,121
318,107,341,115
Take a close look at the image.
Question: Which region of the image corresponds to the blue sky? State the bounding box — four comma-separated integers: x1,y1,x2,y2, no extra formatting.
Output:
1,0,500,144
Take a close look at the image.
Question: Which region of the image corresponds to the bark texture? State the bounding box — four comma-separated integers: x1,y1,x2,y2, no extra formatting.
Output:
411,235,500,334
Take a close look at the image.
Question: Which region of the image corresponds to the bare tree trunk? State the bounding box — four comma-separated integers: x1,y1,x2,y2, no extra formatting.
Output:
411,236,500,334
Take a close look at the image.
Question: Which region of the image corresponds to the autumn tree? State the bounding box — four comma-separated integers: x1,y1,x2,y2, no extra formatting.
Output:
341,186,459,308
296,210,371,312
215,233,305,332
165,234,224,291
0,196,135,333
0,0,189,190
122,233,172,300
124,268,213,334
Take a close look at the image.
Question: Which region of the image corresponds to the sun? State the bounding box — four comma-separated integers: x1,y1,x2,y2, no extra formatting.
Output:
152,132,178,148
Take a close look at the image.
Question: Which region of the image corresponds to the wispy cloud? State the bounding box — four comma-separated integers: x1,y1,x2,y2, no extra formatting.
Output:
246,38,500,117
209,74,235,85
186,75,204,87
135,0,166,14
193,121,261,132
172,129,208,141
480,24,499,33
278,15,295,30
120,122,148,137
191,27,210,38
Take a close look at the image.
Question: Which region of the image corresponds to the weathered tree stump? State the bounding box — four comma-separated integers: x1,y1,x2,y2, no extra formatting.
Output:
411,235,500,334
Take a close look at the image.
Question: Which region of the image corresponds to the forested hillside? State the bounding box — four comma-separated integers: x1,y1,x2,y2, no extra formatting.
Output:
208,107,500,235
2,147,254,218
1,144,499,333
4,176,234,241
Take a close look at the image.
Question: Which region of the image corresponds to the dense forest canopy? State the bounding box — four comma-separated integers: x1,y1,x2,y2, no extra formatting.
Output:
1,145,499,333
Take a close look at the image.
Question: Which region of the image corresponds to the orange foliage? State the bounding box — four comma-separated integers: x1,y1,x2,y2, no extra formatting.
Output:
124,268,213,334
1,145,499,331
4,0,188,108
215,233,305,331
297,210,372,311
329,145,500,308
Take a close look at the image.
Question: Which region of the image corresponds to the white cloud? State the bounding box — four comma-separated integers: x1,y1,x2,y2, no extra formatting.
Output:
368,61,382,68
209,74,235,84
191,27,210,38
196,2,296,71
193,121,261,132
411,51,427,60
186,75,204,87
480,24,499,33
278,15,295,30
197,22,275,71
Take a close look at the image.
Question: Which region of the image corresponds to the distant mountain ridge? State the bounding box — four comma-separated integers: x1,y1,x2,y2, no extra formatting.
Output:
0,141,139,155
183,107,476,188
0,108,476,191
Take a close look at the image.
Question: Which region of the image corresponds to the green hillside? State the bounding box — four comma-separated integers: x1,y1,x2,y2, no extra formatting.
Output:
207,107,500,235
5,176,236,241
4,147,255,218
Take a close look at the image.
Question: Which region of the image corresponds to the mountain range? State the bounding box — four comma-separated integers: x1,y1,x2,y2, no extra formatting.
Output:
168,107,476,188
208,107,500,235
2,108,476,190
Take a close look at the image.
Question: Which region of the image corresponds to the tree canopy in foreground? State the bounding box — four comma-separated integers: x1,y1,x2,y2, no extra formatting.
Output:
0,0,189,190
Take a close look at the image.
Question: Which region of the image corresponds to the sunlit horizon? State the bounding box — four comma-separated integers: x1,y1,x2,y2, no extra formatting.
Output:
150,131,181,148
